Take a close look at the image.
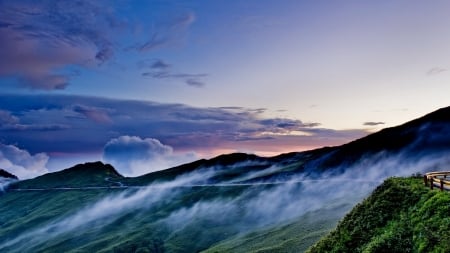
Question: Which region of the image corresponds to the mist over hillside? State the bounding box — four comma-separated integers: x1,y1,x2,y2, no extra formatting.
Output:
0,106,449,252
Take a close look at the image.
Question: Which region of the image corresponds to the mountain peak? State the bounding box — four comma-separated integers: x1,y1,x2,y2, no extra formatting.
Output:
67,161,122,177
0,169,18,180
12,161,123,189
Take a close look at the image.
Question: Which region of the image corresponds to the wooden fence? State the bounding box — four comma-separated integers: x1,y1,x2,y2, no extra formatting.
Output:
424,172,450,191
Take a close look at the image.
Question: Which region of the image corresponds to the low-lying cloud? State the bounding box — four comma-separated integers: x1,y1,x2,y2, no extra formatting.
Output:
0,142,49,179
1,139,449,251
103,136,196,176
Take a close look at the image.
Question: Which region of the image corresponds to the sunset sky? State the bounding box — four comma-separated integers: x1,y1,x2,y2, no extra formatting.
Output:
1,0,449,178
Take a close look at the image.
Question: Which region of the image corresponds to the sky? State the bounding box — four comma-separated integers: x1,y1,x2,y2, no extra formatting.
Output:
0,0,449,178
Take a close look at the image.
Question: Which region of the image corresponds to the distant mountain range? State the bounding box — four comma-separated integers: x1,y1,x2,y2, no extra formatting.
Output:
1,106,449,252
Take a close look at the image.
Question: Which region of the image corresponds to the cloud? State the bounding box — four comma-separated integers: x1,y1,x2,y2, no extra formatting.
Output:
0,94,367,158
0,1,114,90
0,1,198,90
427,67,447,76
0,142,49,179
5,140,447,251
73,105,112,124
136,12,196,53
103,136,196,176
140,59,207,87
185,78,205,87
363,121,385,126
0,110,19,125
0,109,70,131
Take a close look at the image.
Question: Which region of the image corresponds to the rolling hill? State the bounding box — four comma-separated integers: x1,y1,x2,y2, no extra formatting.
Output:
0,106,449,252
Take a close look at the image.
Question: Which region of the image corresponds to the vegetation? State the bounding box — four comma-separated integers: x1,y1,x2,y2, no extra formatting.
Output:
202,203,351,253
308,176,450,253
12,162,123,189
1,107,449,252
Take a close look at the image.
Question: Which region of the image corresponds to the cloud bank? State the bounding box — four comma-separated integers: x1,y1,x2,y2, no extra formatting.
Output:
103,136,196,176
0,143,49,179
0,94,367,161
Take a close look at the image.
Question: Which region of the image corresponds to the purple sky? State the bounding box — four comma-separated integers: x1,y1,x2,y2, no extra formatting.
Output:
1,0,449,178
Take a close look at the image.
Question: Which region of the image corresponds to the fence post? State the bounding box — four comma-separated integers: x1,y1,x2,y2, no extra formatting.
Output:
430,178,434,190
424,175,428,186
441,180,444,191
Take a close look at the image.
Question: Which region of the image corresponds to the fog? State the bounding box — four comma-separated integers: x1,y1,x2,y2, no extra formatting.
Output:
0,177,16,192
1,146,449,252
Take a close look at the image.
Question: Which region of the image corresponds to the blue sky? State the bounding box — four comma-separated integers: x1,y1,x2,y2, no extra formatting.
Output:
0,0,449,178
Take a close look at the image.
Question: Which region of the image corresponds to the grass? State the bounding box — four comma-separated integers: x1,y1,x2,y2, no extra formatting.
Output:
307,176,450,253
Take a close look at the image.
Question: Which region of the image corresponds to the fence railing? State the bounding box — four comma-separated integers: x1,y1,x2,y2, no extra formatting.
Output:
424,172,450,191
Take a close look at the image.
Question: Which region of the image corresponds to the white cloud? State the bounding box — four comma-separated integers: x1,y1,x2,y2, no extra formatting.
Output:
0,143,49,179
102,136,196,176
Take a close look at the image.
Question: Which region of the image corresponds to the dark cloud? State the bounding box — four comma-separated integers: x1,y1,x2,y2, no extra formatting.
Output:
0,1,198,90
0,94,367,156
141,59,207,87
363,122,385,126
0,109,69,131
152,60,171,70
72,105,112,124
0,0,118,89
1,124,70,132
185,78,205,87
0,110,19,125
259,118,321,132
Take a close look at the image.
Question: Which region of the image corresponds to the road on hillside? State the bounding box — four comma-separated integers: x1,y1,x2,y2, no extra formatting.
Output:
7,178,382,191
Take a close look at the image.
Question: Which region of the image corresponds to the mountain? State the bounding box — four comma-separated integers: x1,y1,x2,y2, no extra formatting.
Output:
11,161,123,189
0,169,18,180
307,176,450,252
0,106,449,252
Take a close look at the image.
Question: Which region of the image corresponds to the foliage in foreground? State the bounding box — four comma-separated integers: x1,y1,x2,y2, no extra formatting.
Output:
308,176,450,253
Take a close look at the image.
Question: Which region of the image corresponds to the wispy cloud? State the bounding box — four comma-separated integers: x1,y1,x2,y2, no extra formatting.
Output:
72,105,112,124
427,67,447,76
140,59,207,87
363,121,385,126
135,12,196,52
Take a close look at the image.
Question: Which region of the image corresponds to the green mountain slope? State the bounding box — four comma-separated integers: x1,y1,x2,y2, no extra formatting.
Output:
11,162,123,189
1,106,449,252
307,176,450,253
202,203,351,253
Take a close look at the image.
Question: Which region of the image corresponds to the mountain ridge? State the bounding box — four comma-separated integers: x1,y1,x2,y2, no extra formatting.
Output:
7,105,450,188
0,169,18,180
0,106,449,252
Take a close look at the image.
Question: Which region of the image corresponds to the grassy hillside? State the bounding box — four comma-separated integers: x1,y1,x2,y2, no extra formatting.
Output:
202,203,351,253
1,107,449,252
308,176,450,253
11,162,123,189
